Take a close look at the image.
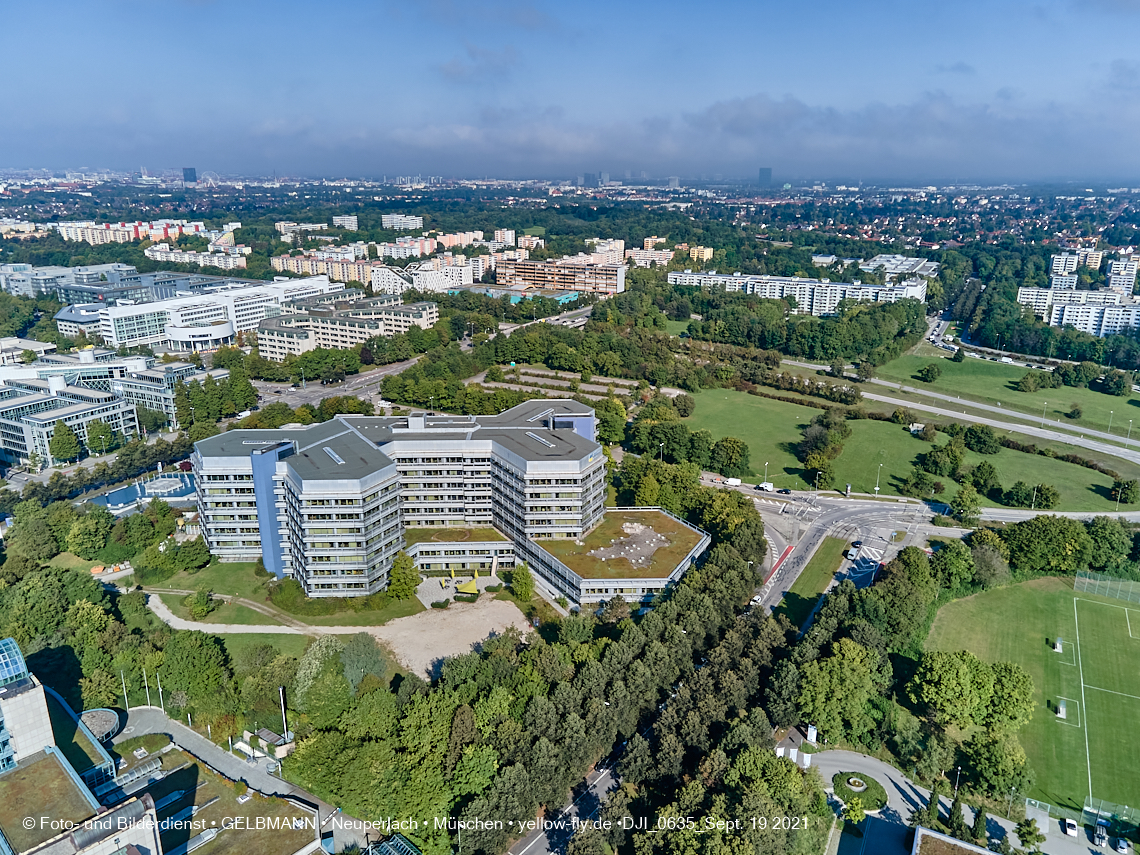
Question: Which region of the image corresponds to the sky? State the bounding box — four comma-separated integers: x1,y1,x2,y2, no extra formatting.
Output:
4,0,1140,183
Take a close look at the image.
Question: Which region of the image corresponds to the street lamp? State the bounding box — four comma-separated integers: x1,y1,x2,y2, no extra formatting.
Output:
875,462,882,496
1129,420,1134,442
300,367,306,389
1041,401,1047,427
954,765,962,796
658,442,664,463
1110,410,1114,434
764,461,769,482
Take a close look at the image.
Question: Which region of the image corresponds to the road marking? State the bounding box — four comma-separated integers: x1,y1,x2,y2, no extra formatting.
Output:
1073,599,1094,800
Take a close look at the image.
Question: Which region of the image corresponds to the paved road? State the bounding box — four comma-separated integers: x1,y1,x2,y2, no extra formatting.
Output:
251,356,421,410
116,707,370,850
507,765,617,855
814,750,1103,855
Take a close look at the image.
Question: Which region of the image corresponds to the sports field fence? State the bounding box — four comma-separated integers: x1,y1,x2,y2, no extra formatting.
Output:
1074,571,1140,605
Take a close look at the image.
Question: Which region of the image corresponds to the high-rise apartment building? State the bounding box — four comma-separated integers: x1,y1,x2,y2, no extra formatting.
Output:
495,259,625,295
381,214,424,230
332,215,359,230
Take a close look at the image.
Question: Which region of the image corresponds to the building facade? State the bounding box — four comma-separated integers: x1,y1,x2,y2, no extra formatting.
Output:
667,270,926,316
496,259,625,294
381,214,424,230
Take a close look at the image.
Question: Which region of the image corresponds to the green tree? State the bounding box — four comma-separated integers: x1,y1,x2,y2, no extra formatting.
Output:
917,364,942,383
20,349,36,364
511,563,535,602
950,484,981,524
634,473,660,506
1003,481,1035,507
595,397,627,444
797,638,876,742
908,649,994,729
842,795,865,826
1015,817,1045,854
709,436,751,478
340,632,387,691
985,662,1035,731
966,729,1034,797
159,631,230,704
1003,515,1093,574
1085,515,1132,571
931,539,974,589
964,425,1000,454
951,347,966,363
85,419,116,455
387,551,419,599
173,382,193,428
136,406,168,433
183,588,217,621
971,805,989,844
1112,478,1140,505
49,420,81,462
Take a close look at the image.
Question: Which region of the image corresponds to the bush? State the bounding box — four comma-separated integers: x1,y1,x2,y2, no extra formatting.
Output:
431,599,450,609
253,558,272,578
931,514,958,527
268,578,392,615
484,584,502,593
454,593,479,603
832,772,888,811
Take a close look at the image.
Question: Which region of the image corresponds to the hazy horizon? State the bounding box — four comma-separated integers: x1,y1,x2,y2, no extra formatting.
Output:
6,0,1140,183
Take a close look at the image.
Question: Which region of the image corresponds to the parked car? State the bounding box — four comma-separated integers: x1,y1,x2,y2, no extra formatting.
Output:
1063,818,1077,837
1096,827,1108,847
1114,838,1130,853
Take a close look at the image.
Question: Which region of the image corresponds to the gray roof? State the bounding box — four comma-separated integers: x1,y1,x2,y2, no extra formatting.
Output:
195,399,599,481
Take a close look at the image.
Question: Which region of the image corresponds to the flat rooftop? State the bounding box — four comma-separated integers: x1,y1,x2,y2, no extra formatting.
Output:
539,509,705,579
0,751,95,853
404,526,509,546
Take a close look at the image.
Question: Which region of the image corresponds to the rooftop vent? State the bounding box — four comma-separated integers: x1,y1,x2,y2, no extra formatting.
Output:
526,431,556,448
323,447,345,464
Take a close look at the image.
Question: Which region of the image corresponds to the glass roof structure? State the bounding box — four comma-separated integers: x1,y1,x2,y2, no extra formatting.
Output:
0,638,29,687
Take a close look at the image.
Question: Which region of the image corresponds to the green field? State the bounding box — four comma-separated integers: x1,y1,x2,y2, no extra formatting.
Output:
219,633,314,663
155,593,279,626
686,390,821,485
874,354,1140,439
161,561,272,602
927,577,1140,808
665,319,692,336
687,389,1123,509
774,537,847,628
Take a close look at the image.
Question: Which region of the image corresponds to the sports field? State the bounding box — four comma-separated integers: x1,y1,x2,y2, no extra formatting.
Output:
927,577,1140,809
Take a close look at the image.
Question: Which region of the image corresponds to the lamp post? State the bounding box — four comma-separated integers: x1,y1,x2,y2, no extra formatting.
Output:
1110,410,1114,434
954,765,962,796
1129,420,1134,442
875,462,882,496
658,442,664,463
300,367,306,389
1041,401,1047,427
764,461,769,482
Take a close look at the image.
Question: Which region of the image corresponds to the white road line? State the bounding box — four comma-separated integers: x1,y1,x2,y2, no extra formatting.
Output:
1074,598,1094,801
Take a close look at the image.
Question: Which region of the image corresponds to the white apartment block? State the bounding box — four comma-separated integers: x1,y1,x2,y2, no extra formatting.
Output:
1107,260,1138,295
98,276,343,350
437,231,483,249
1051,253,1080,275
494,229,516,246
54,219,205,245
625,248,674,267
1016,286,1121,315
1049,303,1140,337
1050,273,1078,290
667,270,926,316
381,213,424,230
371,263,473,295
643,236,664,250
332,215,359,230
144,242,249,269
517,234,545,250
377,236,436,259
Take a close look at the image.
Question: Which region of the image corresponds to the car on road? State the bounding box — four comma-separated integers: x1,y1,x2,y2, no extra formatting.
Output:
1096,826,1108,847
1063,818,1077,837
851,541,863,548
777,488,792,495
845,548,859,560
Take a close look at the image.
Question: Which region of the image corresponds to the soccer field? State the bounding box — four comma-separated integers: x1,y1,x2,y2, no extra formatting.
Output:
927,577,1140,810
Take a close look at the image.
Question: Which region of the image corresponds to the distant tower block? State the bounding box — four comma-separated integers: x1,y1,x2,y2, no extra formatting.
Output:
182,167,197,188
1055,637,1064,652
758,167,772,187
1057,699,1067,719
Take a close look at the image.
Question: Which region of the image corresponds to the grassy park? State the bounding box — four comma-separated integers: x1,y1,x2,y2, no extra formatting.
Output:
874,354,1140,439
927,577,1140,809
685,389,1129,510
773,537,848,628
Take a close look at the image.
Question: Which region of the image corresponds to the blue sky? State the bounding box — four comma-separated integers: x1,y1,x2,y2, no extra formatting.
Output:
4,0,1140,181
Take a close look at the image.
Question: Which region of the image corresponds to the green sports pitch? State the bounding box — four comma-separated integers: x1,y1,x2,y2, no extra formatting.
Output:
927,576,1140,810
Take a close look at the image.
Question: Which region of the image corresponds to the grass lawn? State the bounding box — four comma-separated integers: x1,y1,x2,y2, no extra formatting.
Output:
404,526,507,545
0,752,94,852
774,537,847,628
665,319,691,336
299,597,425,626
47,552,101,572
926,576,1140,809
539,509,704,579
875,353,1140,439
686,389,821,485
155,593,279,626
219,633,313,663
160,561,272,602
833,419,1122,511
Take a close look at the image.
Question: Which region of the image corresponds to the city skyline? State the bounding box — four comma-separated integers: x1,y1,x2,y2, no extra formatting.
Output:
4,0,1140,181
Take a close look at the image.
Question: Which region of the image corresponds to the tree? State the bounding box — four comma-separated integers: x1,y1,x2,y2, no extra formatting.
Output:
1112,478,1140,505
184,588,217,620
964,425,1000,454
340,632,387,691
159,630,230,704
20,349,36,364
966,730,1034,797
511,563,534,602
950,484,981,524
971,545,1011,589
908,650,993,729
797,638,876,742
842,795,865,826
1015,817,1045,854
634,473,660,506
986,662,1035,731
1086,515,1132,571
136,406,167,433
85,419,116,455
948,793,969,840
967,460,1001,495
971,805,989,845
1003,515,1093,574
931,539,974,589
1003,480,1035,508
709,436,751,478
595,397,627,444
173,382,193,428
387,551,419,600
917,364,942,383
951,347,966,363
673,393,695,417
49,420,81,462
1068,403,1083,420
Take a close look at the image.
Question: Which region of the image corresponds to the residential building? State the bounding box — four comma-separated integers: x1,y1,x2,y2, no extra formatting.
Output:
578,239,625,265
53,304,104,338
493,229,516,246
53,219,205,245
1048,303,1140,336
1107,260,1138,295
376,236,436,259
667,270,926,316
1051,253,1080,275
381,213,424,230
144,242,250,270
271,254,378,284
496,259,626,295
625,248,674,267
274,222,327,244
517,234,545,250
257,294,439,361
690,246,714,262
1050,273,1078,290
332,215,359,230
193,400,709,603
0,262,138,299
859,254,940,279
97,276,343,350
436,231,483,249
371,262,473,295
643,236,663,250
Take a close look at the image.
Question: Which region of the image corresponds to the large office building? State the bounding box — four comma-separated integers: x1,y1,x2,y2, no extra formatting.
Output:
52,304,103,338
496,259,626,295
2,262,266,305
859,254,940,279
193,400,708,604
667,269,927,316
97,276,343,351
257,293,439,361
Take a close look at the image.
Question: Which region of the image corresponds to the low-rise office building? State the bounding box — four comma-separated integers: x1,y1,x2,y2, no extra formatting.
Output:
859,254,940,279
193,400,707,603
667,270,926,316
257,294,439,361
53,304,104,338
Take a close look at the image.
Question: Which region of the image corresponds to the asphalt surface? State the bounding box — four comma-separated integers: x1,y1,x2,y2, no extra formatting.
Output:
507,766,617,855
